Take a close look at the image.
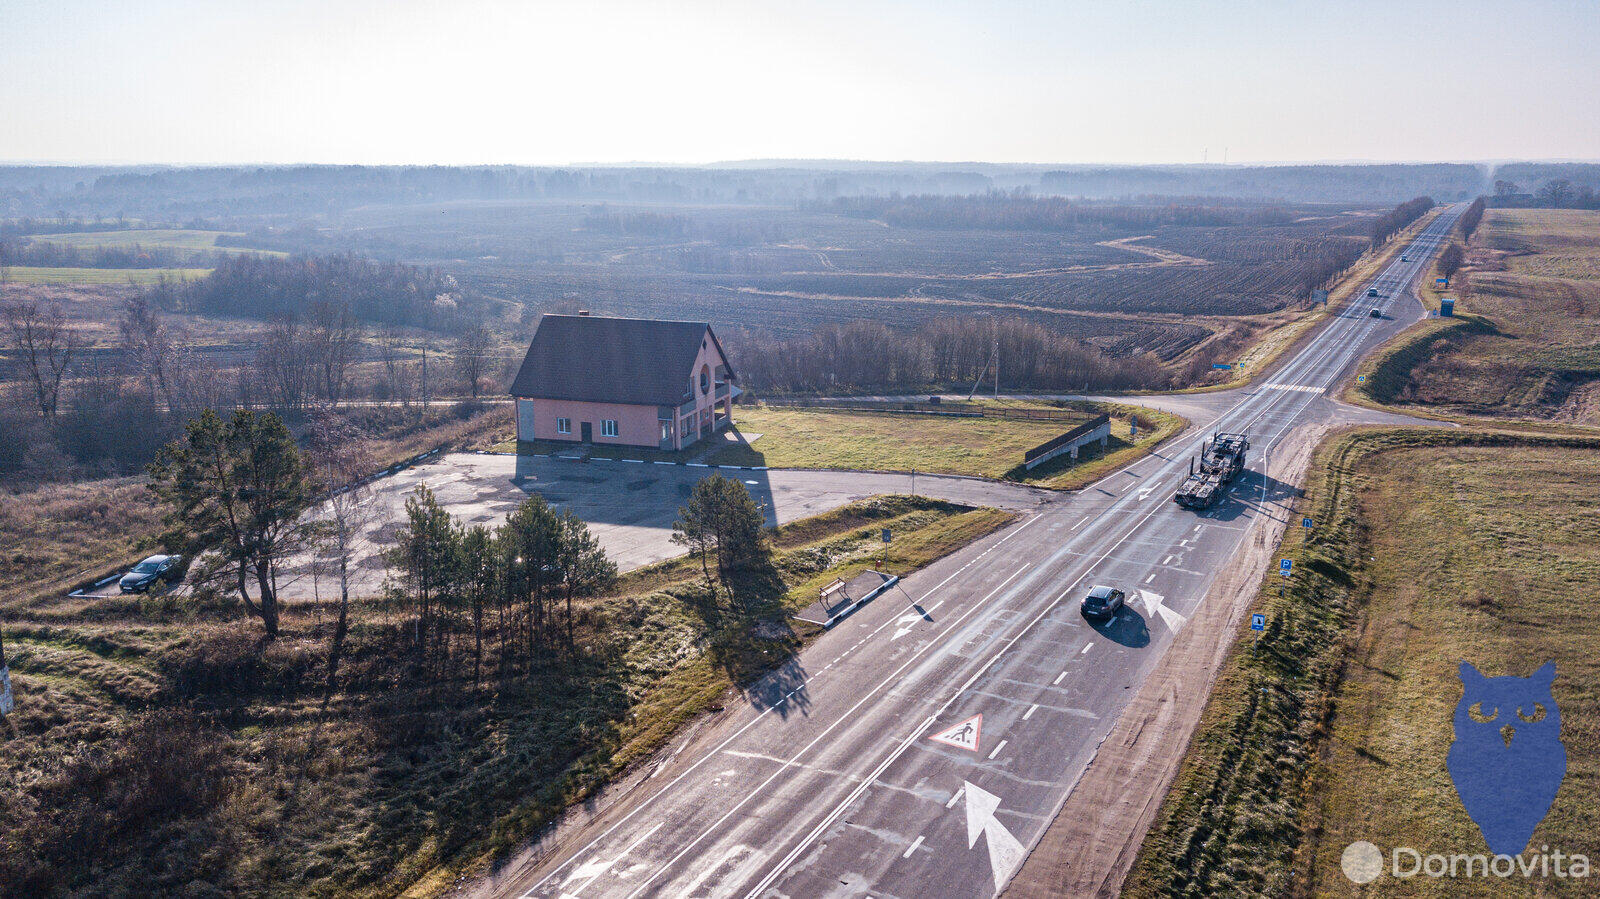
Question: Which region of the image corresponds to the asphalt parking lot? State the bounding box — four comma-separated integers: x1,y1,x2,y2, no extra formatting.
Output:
274,452,1055,600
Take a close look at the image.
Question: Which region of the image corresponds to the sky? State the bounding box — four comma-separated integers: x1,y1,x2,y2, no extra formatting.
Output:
2,0,1597,167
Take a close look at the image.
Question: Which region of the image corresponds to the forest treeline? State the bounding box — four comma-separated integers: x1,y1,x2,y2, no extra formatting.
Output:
727,317,1166,395
815,193,1302,230
141,254,479,331
1489,178,1600,210
1367,196,1435,248
0,239,210,270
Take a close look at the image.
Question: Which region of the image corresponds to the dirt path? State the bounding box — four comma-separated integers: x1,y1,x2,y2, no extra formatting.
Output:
1002,418,1332,899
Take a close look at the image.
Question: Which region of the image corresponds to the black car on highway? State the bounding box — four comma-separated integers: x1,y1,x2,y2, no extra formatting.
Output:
1080,584,1126,620
119,554,183,594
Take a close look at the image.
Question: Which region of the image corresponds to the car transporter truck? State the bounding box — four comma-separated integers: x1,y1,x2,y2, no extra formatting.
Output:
1173,432,1250,510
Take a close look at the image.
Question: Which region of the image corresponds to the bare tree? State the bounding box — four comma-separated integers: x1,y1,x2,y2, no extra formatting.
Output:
307,301,359,406
377,328,412,404
119,295,178,411
453,323,495,398
257,317,314,414
306,417,377,692
2,299,80,419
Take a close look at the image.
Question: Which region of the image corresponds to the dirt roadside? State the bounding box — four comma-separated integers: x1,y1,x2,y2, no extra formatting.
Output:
1003,418,1333,899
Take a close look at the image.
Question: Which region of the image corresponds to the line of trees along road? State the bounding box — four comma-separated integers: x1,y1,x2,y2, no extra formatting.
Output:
1368,196,1436,248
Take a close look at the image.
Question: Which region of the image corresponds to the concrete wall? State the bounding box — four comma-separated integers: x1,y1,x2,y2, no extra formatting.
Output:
1022,419,1112,470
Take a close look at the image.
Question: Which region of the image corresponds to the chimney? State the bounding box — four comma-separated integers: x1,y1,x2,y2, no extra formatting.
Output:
578,309,590,316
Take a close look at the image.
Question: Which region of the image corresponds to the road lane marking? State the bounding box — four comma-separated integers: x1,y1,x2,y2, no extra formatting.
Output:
1144,572,1156,584
1081,642,1094,654
946,786,965,809
903,835,926,858
987,739,1008,760
525,517,1046,898
617,559,1037,899
1162,554,1175,565
561,821,663,894
1022,703,1039,721
1053,670,1068,685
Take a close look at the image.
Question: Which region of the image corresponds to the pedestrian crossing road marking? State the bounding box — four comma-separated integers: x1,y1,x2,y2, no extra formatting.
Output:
1263,383,1323,393
929,713,983,752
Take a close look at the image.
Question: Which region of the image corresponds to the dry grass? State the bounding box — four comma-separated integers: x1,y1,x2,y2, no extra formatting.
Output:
1367,209,1600,424
1125,428,1600,898
697,399,1185,489
0,494,1011,897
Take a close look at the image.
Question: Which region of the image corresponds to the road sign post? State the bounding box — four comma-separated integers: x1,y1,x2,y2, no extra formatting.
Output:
882,528,892,569
1251,613,1265,631
1302,517,1314,529
1280,558,1292,578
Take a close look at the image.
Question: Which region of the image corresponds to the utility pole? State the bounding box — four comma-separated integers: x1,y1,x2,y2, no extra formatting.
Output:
421,343,429,407
993,332,1000,398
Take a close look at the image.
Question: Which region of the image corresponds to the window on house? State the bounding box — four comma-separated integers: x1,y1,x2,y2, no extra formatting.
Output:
556,417,571,434
661,421,672,443
602,419,618,438
700,364,710,394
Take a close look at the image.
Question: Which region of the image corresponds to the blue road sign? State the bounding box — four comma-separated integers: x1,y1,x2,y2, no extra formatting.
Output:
1436,277,1448,286
1302,517,1314,528
1357,375,1366,383
1280,558,1292,572
882,528,892,543
1251,613,1266,631
1212,363,1233,370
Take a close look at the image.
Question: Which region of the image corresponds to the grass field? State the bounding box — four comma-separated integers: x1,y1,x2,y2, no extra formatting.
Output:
699,400,1185,488
1125,429,1600,898
30,228,287,256
1,265,212,285
0,493,1010,896
1363,209,1600,423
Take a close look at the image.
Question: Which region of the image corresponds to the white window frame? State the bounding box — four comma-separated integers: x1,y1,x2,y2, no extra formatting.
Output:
601,419,618,438
556,417,571,435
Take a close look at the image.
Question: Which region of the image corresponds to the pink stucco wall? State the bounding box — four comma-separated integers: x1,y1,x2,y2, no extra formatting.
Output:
514,328,733,450
517,398,664,447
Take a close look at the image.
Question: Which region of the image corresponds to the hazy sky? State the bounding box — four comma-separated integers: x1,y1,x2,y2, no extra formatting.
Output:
3,0,1597,166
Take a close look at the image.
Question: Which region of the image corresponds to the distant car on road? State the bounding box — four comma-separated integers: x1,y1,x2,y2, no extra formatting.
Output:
1367,287,1381,298
1370,307,1383,318
1080,584,1126,620
1401,254,1409,262
119,554,182,594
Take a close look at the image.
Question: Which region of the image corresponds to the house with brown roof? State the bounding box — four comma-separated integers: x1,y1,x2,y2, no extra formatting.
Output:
509,313,738,451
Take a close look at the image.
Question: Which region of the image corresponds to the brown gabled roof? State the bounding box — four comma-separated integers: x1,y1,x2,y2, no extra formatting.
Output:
509,314,732,406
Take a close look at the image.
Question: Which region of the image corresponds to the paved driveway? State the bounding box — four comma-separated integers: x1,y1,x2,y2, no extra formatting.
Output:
275,453,1055,600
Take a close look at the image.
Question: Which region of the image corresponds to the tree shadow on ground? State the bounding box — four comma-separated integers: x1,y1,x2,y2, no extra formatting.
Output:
680,554,811,719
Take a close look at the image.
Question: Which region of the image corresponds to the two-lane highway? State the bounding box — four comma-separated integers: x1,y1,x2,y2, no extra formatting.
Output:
475,206,1462,899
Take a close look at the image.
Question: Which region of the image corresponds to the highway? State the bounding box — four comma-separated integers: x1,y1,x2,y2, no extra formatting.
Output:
471,207,1462,899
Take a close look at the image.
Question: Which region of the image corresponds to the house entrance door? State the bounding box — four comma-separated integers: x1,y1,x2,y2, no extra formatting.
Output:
580,422,593,443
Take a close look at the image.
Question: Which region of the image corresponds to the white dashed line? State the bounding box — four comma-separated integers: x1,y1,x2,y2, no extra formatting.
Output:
903,835,925,858
1081,642,1094,654
946,786,965,809
987,739,1008,760
1022,703,1039,721
1053,671,1068,685
1162,555,1175,565
1144,572,1156,584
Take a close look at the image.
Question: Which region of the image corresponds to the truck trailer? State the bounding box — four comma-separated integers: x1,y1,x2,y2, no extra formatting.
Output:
1173,432,1250,510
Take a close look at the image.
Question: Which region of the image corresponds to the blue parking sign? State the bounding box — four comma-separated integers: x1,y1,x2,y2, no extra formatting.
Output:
1251,613,1265,631
1280,558,1292,572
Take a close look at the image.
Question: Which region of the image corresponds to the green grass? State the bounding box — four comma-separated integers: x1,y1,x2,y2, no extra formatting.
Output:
695,400,1185,489
1,266,212,285
29,228,287,257
1125,428,1600,898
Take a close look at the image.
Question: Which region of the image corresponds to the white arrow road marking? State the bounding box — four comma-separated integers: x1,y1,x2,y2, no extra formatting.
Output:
1140,589,1188,633
891,611,923,641
1137,486,1155,501
561,822,662,892
962,781,1027,891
